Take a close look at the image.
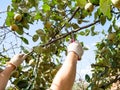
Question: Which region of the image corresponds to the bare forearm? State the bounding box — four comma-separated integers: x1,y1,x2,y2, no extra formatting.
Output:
0,64,15,89
0,54,26,90
50,52,78,90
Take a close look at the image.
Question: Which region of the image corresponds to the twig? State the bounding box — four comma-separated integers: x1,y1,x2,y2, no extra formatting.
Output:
0,45,19,54
26,49,34,55
0,53,10,61
111,10,120,14
68,7,80,22
50,7,80,40
10,42,16,55
0,26,8,29
0,11,7,14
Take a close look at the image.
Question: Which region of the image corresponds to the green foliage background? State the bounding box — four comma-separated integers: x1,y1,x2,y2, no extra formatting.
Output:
0,0,120,90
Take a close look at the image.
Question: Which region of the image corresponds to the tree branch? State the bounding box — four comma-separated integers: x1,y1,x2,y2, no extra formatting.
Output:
41,20,100,47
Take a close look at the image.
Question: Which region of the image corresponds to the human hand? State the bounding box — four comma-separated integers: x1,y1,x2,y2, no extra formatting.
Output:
67,41,83,60
8,54,27,68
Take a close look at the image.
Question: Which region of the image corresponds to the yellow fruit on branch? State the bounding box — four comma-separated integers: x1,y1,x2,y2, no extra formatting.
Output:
14,13,22,22
10,24,19,31
107,32,116,41
111,0,120,8
85,3,94,12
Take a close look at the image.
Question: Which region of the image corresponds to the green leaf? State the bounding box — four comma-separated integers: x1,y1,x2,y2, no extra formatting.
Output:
83,47,89,50
89,0,100,5
72,23,79,29
12,0,21,3
36,29,45,36
33,46,42,54
34,12,41,20
32,34,39,42
100,15,106,25
100,0,111,19
20,37,29,44
42,4,50,12
113,24,119,31
76,0,86,8
16,28,24,35
6,11,14,26
24,24,30,29
91,26,95,31
12,0,16,2
79,31,85,36
108,25,112,33
112,18,116,26
85,74,90,82
5,18,11,26
87,83,95,89
91,26,99,36
85,29,90,36
7,5,10,12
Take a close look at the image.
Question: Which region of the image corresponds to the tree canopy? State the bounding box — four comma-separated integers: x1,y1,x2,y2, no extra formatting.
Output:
0,0,120,90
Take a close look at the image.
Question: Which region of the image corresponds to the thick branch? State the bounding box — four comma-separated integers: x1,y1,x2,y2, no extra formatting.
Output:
41,20,100,47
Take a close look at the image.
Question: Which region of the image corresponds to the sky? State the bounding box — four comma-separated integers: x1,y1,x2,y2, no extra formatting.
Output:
0,0,109,82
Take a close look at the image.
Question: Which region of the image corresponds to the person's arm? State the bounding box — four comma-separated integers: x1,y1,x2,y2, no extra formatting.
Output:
0,54,27,90
50,41,83,90
0,64,15,90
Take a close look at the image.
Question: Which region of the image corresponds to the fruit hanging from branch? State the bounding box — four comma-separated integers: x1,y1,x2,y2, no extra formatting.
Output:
85,2,94,12
111,0,120,8
10,24,19,31
14,13,22,22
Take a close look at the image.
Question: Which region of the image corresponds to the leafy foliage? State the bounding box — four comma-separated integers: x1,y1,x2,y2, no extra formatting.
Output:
0,0,120,89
